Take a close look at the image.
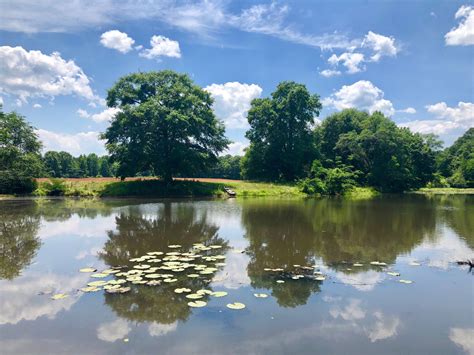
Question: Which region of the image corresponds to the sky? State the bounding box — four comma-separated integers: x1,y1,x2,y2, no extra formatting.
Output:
0,0,473,156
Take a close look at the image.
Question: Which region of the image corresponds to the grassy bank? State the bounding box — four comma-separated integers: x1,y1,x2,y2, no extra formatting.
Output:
415,187,474,195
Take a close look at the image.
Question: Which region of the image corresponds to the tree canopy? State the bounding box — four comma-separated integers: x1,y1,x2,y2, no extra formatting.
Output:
102,70,229,181
241,81,322,181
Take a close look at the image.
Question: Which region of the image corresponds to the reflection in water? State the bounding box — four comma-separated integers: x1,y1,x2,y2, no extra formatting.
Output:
99,202,229,325
0,200,41,280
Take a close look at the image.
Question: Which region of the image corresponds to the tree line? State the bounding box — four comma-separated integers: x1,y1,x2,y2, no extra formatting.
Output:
1,69,472,194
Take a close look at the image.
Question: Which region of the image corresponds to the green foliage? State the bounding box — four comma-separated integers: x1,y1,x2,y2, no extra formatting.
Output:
192,154,241,179
38,178,68,196
102,70,229,181
299,160,356,195
242,81,322,181
43,151,114,178
0,107,44,193
437,128,474,187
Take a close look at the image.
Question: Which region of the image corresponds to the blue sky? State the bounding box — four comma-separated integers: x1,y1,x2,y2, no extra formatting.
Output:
0,0,473,156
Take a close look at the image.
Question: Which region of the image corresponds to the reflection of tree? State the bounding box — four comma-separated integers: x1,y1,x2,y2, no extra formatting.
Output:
241,200,321,308
99,202,228,324
0,200,41,280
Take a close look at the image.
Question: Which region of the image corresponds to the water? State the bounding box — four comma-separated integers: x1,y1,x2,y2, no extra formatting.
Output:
0,195,473,355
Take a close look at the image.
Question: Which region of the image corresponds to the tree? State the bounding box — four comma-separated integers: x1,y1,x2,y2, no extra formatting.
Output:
102,70,229,182
86,153,99,177
0,107,44,193
242,81,322,181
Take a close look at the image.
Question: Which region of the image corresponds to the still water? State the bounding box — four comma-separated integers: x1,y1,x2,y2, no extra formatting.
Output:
0,195,473,355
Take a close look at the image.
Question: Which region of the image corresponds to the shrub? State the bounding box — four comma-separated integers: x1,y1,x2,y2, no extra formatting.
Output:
40,178,68,196
0,171,37,194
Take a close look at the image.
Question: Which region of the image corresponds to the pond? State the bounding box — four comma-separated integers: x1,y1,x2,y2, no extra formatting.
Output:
0,195,473,354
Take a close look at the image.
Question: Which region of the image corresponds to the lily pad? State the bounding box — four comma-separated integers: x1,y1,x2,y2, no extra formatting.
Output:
51,293,68,300
187,274,200,278
276,280,285,284
387,272,401,277
88,280,108,287
79,267,97,273
81,286,101,292
211,291,228,297
134,264,151,270
409,261,421,266
186,293,204,299
227,302,246,310
353,263,364,267
90,273,109,278
314,276,326,281
174,288,192,294
168,245,182,248
254,293,268,298
163,278,178,283
399,279,413,284
188,300,207,308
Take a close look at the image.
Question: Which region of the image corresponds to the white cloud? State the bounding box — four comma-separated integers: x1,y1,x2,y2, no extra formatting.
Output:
100,30,135,53
148,322,178,337
225,141,249,156
365,311,400,343
400,102,474,135
36,129,106,156
139,35,181,59
328,52,365,73
329,299,366,321
449,328,474,355
33,103,42,109
362,31,399,61
78,107,121,122
323,80,395,116
445,5,474,46
0,46,100,104
204,82,262,129
399,107,416,114
320,69,341,78
97,319,131,342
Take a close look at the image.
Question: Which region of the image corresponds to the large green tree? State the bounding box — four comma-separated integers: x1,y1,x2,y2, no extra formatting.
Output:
241,81,322,181
0,107,44,193
102,71,229,182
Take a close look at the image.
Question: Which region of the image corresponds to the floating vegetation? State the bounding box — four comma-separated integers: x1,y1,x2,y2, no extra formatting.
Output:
81,286,101,292
211,291,228,297
163,278,178,283
174,288,192,294
314,276,326,281
227,302,246,310
399,279,413,284
387,272,401,277
353,263,364,267
186,293,204,299
276,280,285,284
188,300,207,308
168,244,182,248
79,267,97,273
254,293,268,298
409,261,421,266
51,293,68,300
88,280,108,287
90,273,109,278
370,261,387,266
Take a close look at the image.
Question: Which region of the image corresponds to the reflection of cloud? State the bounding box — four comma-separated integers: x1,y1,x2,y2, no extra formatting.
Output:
212,252,250,289
75,246,102,260
39,215,116,239
97,319,130,342
333,270,384,291
329,299,365,321
365,311,400,342
148,322,177,337
329,299,400,343
0,273,87,325
450,328,474,355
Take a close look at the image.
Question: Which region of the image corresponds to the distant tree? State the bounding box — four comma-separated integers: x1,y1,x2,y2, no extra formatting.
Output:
0,107,44,193
242,81,322,181
102,70,229,182
86,153,99,177
99,157,112,177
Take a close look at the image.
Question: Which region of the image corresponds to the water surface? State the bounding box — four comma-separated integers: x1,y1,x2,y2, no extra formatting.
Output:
0,195,473,354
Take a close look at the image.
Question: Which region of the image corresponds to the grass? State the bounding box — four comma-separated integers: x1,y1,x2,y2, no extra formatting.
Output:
343,187,380,199
415,187,474,195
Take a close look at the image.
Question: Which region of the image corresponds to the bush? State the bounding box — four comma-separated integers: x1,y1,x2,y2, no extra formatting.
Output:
40,178,68,196
0,171,37,194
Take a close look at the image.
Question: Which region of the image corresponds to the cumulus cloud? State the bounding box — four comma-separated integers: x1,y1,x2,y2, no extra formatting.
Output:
362,31,399,61
36,129,106,156
320,69,341,78
225,141,249,156
449,327,474,354
33,103,42,109
204,82,262,129
400,102,474,135
97,319,131,342
445,5,474,46
328,52,365,73
77,107,121,122
100,30,135,53
139,35,181,59
365,311,400,343
0,46,100,104
323,80,395,116
399,107,416,114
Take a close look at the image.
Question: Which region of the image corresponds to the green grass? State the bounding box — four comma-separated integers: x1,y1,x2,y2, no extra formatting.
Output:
415,187,474,195
344,187,380,199
225,181,304,197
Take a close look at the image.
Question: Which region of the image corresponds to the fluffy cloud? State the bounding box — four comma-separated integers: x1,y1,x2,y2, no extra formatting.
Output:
362,31,399,61
445,5,474,46
36,129,106,156
323,80,395,116
225,141,249,156
0,46,99,104
100,30,135,53
449,327,474,354
77,107,121,122
97,319,131,342
139,35,181,59
33,103,42,109
399,107,416,114
328,52,365,73
401,102,473,135
320,69,341,78
204,82,262,128
148,322,178,337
